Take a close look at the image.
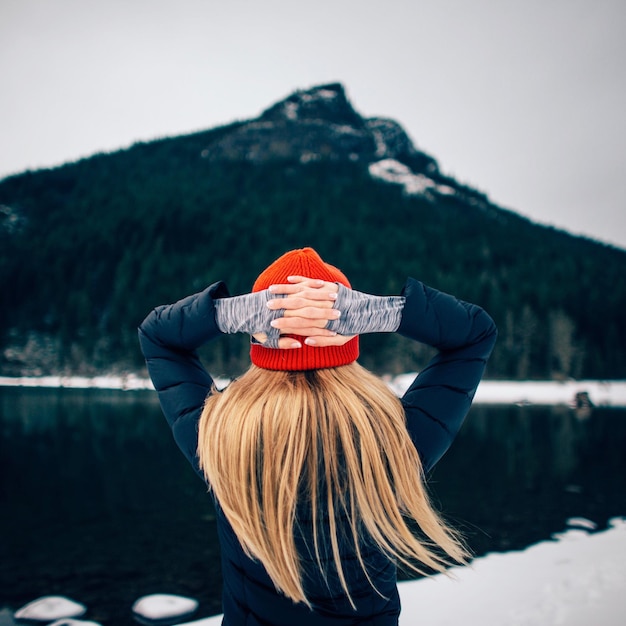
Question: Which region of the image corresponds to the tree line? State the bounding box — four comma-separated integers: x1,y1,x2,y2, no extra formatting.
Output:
1,128,625,379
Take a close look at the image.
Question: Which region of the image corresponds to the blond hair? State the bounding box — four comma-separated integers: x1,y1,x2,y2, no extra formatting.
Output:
198,362,468,607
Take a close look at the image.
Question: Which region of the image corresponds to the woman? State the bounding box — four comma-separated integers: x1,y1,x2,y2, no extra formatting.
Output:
138,247,497,625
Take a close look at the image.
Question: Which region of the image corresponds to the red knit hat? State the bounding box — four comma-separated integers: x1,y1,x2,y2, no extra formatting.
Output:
250,248,359,371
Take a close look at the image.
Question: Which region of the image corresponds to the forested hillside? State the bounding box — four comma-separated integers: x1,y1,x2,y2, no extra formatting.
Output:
1,84,624,379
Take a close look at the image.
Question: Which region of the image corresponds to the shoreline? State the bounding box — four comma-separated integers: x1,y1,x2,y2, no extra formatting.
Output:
1,375,625,407
172,517,626,626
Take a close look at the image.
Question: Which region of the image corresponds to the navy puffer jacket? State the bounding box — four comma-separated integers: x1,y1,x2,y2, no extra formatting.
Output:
138,278,497,626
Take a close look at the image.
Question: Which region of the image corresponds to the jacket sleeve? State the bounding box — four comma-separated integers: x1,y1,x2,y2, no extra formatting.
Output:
137,281,230,476
397,278,497,473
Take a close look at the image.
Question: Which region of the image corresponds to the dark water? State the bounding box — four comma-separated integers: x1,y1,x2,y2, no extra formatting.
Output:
0,388,625,625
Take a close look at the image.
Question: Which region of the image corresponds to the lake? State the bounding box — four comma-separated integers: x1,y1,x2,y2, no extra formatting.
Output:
1,387,625,625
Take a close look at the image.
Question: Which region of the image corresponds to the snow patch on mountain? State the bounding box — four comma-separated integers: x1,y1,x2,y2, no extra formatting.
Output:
369,159,455,196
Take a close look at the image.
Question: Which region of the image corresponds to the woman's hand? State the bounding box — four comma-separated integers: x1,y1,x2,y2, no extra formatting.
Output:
253,276,355,349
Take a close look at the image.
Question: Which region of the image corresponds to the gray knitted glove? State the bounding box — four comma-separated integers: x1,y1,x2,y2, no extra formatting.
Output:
214,291,283,348
326,284,405,335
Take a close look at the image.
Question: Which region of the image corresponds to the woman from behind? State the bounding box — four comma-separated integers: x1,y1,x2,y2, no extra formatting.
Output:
138,247,497,625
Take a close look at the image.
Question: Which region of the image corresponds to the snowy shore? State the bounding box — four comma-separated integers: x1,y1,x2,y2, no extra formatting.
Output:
175,518,626,626
391,376,626,407
1,375,626,407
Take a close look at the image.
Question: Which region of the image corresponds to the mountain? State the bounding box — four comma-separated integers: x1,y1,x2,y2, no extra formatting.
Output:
1,83,625,379
187,83,484,202
205,83,429,164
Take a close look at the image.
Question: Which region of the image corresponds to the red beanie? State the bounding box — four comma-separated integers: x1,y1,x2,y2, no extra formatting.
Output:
250,248,359,371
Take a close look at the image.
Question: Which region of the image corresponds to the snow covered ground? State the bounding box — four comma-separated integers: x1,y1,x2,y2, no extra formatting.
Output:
2,375,625,407
175,518,626,626
389,377,626,407
0,374,230,392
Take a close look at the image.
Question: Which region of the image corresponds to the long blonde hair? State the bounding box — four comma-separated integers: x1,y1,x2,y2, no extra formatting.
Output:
198,362,468,607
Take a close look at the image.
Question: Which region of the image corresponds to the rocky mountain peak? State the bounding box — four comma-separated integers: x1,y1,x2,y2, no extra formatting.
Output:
201,83,440,182
259,83,364,128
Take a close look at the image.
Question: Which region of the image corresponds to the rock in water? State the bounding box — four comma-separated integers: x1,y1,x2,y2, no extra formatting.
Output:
132,594,199,625
13,596,87,621
566,517,598,531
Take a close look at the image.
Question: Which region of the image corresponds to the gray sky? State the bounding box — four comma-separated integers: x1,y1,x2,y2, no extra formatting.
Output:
2,0,625,248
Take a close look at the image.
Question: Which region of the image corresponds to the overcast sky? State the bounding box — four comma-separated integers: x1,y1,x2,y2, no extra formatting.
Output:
1,0,625,248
